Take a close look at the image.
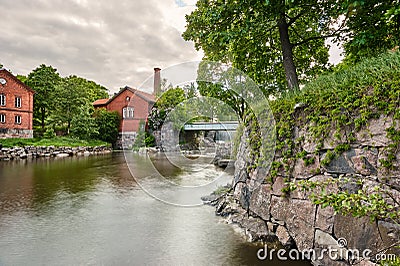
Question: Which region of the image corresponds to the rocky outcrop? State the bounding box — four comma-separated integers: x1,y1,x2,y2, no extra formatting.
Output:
213,115,400,265
0,145,112,161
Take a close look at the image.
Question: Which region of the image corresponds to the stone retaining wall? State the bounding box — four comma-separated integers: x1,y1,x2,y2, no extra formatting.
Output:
0,145,112,161
216,114,400,265
0,129,33,139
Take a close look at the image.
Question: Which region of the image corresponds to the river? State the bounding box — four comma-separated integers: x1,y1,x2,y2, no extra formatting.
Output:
0,152,310,265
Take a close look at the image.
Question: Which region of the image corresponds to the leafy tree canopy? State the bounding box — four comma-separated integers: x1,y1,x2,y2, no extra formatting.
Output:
148,87,186,131
183,0,400,94
339,0,400,63
183,0,339,93
93,108,120,144
26,64,61,130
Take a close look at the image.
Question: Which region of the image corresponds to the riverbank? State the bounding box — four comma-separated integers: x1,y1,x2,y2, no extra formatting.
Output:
210,53,400,265
0,136,108,148
0,145,112,161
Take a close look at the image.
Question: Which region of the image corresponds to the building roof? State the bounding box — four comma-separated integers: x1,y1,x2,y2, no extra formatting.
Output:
127,86,155,103
93,86,155,106
93,98,109,106
0,68,35,94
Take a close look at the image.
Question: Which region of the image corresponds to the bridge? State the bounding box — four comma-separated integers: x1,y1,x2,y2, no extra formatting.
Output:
183,121,239,131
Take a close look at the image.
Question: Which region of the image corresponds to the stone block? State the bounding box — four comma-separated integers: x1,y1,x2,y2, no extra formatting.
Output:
270,196,316,251
315,206,335,233
322,149,355,174
275,225,292,247
292,155,320,179
333,215,385,256
233,182,251,210
355,115,393,147
242,216,275,242
272,176,285,196
377,221,400,256
249,184,272,221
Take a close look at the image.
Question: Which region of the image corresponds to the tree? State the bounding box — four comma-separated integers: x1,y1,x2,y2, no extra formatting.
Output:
339,0,400,63
26,65,61,130
70,104,98,140
49,75,109,135
16,75,27,84
148,87,187,131
52,76,87,134
65,75,108,103
183,0,344,92
93,108,120,144
197,62,249,119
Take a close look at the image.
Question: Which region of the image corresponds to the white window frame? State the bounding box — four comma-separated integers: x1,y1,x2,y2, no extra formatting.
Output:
0,94,5,106
122,107,134,119
15,96,22,108
123,107,127,119
0,114,5,123
15,115,21,125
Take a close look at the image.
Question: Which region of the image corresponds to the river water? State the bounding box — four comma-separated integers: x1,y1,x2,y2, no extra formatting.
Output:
0,152,309,265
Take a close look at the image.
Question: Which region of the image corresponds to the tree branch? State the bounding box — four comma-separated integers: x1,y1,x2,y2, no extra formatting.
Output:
292,13,349,47
286,10,309,27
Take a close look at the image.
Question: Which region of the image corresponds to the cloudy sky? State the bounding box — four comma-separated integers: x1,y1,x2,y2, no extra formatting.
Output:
0,0,202,94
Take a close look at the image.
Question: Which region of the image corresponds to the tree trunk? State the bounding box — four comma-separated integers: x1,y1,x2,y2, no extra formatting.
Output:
41,107,45,131
278,13,299,90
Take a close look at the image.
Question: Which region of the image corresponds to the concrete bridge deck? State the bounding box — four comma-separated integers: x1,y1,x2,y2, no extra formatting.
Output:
183,121,239,131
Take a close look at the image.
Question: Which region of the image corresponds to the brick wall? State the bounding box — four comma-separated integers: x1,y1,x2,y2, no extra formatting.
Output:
106,89,153,132
0,69,34,138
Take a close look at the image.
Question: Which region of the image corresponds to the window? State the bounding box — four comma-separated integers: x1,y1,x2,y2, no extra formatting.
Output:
126,96,130,102
0,114,5,123
0,94,5,106
122,107,134,119
15,97,21,108
15,115,21,125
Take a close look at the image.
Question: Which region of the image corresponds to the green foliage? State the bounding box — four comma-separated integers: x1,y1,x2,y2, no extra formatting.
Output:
24,64,111,142
66,75,108,103
213,185,231,196
26,64,61,130
43,127,56,139
145,133,156,147
287,178,400,223
52,76,87,133
184,0,335,92
93,108,120,144
184,0,400,92
321,150,336,167
197,62,249,119
70,104,98,140
132,121,146,151
267,52,400,174
232,122,244,159
340,0,400,63
0,137,108,148
16,74,27,83
380,256,400,266
148,87,186,131
243,51,400,221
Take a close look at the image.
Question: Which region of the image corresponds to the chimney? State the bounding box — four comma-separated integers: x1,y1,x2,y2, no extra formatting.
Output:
153,67,161,95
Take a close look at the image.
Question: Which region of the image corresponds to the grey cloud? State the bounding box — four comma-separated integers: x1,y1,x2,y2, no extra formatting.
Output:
0,0,201,93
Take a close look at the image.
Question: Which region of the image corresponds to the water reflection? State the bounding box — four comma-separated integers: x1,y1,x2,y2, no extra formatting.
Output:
0,153,310,266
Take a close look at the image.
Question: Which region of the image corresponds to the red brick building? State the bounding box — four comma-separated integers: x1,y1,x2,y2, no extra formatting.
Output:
93,86,156,148
93,68,161,148
0,68,34,138
94,86,155,131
